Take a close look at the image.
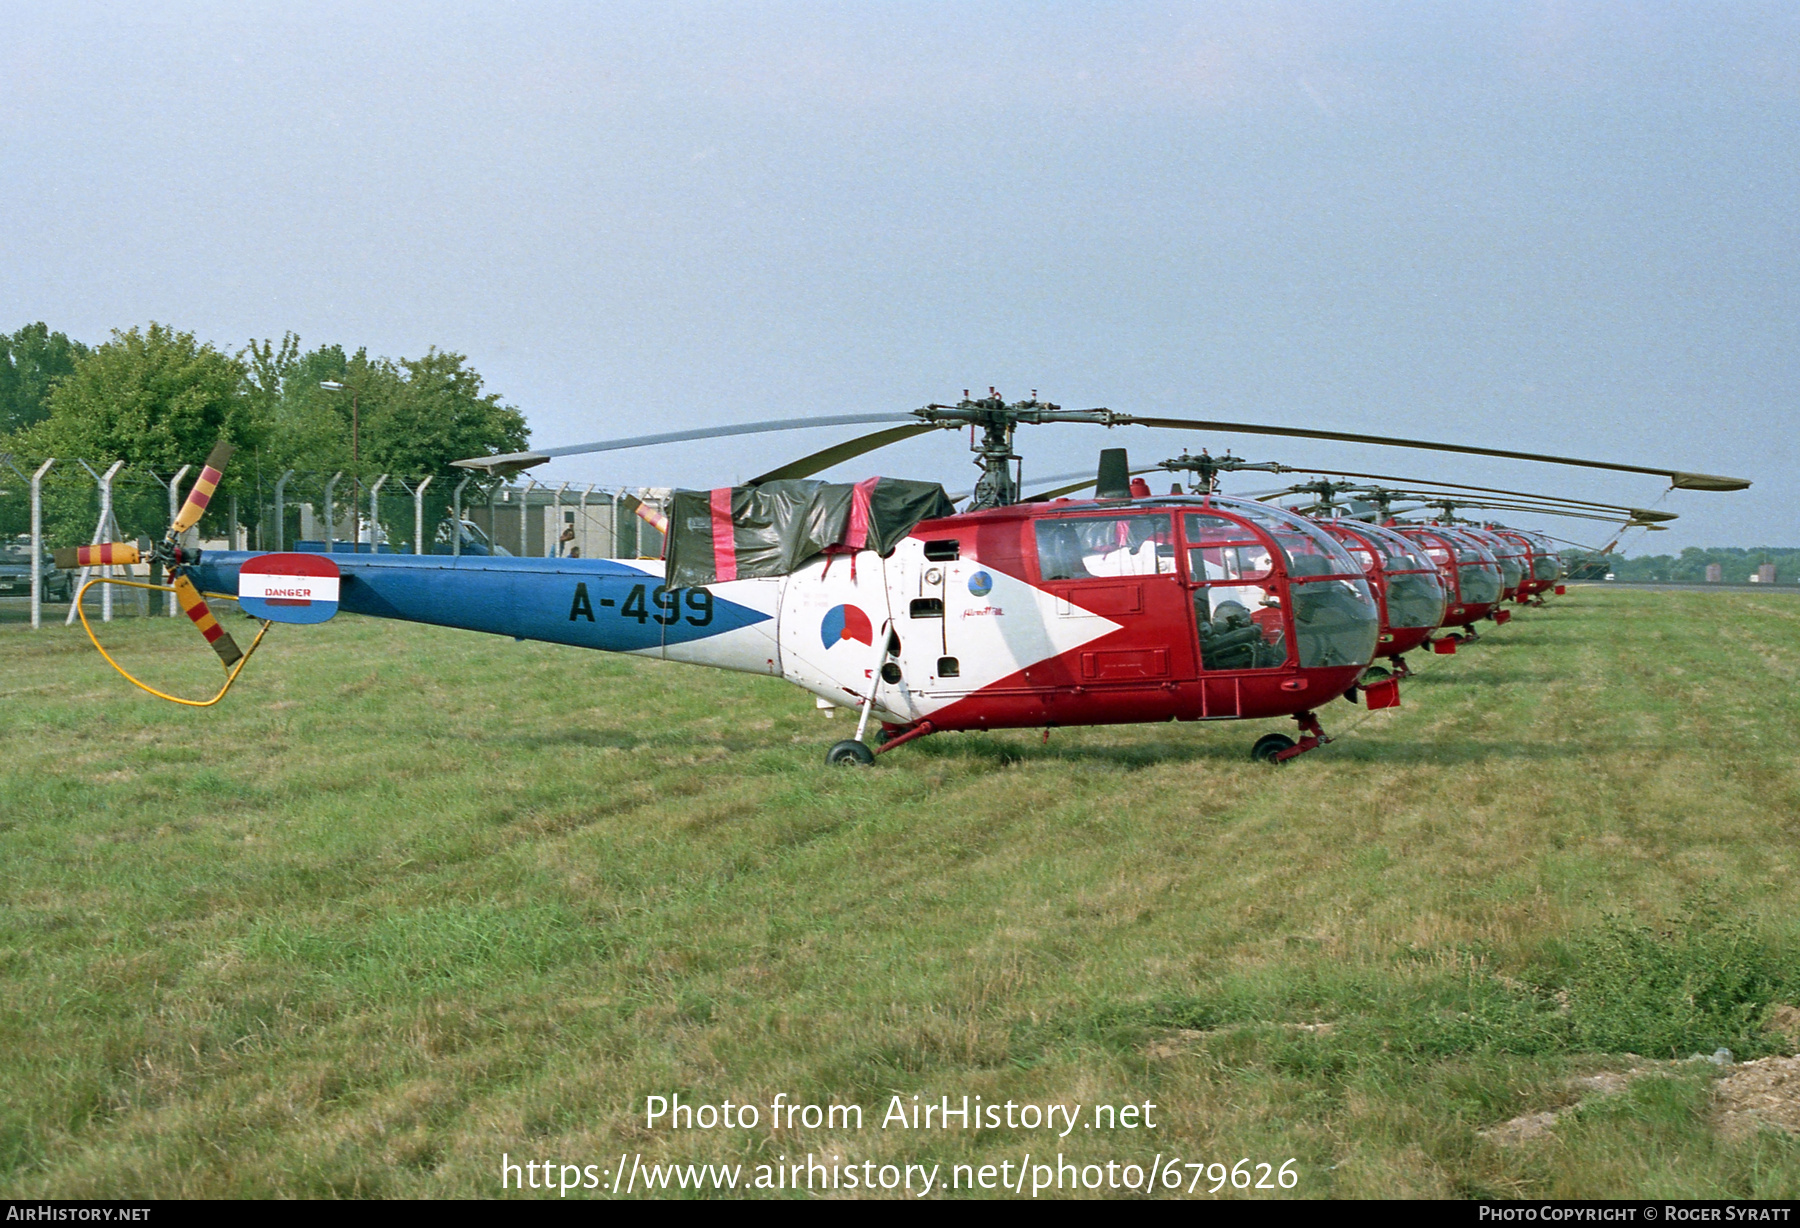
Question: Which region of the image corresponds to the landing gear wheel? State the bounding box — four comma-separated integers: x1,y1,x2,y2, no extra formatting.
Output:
1358,666,1393,686
825,739,876,767
1251,733,1297,764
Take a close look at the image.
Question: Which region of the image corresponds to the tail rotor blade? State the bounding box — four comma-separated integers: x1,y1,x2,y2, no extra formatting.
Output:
172,573,244,668
54,542,142,569
169,441,234,538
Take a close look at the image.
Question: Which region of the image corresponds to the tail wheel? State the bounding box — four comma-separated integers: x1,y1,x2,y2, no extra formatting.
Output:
825,740,876,767
1251,733,1296,764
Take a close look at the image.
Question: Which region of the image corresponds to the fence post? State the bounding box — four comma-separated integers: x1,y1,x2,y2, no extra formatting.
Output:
551,482,568,557
412,475,433,555
518,479,535,557
99,461,124,621
273,469,295,551
451,474,471,558
165,465,190,616
67,460,126,625
621,487,640,557
323,471,342,552
28,459,54,629
368,474,388,552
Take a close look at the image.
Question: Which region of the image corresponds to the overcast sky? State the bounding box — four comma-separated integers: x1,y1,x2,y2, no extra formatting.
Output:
3,2,1794,551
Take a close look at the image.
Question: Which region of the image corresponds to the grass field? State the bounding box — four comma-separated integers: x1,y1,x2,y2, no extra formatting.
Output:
3,587,1800,1199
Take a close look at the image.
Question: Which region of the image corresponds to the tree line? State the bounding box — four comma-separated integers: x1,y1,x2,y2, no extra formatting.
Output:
1,321,529,543
1590,547,1796,584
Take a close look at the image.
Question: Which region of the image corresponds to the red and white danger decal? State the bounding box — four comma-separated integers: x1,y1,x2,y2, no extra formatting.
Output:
237,552,341,623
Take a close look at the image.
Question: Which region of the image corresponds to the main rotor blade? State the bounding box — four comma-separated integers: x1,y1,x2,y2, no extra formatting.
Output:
453,413,920,475
746,423,945,485
1117,415,1750,491
1386,499,1642,526
1279,467,1679,520
1328,488,1678,524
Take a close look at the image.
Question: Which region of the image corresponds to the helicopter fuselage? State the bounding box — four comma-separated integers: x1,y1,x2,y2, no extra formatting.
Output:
190,494,1381,738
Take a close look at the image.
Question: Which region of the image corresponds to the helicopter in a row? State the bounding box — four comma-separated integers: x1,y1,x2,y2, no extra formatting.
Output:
57,391,1748,765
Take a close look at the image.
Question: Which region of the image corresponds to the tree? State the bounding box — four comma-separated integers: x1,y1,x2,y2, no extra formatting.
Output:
236,336,528,548
22,324,257,541
30,324,256,467
241,336,527,482
360,349,529,481
0,322,89,436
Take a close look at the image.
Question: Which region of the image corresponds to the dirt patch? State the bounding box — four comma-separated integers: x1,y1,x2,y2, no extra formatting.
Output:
1482,1111,1561,1147
1145,1028,1209,1059
1765,1003,1800,1048
1481,1066,1658,1147
1568,1071,1633,1097
1144,1021,1335,1059
1714,1056,1800,1140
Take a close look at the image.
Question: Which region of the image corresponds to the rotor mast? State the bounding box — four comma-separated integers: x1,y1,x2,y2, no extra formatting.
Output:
911,391,1119,511
1158,451,1290,493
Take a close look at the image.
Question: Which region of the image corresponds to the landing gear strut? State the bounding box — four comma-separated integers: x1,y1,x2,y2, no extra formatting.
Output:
823,721,936,767
1250,711,1332,765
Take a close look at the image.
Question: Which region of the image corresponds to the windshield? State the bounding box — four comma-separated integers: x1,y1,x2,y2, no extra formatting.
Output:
1290,576,1380,667
1189,506,1379,668
1224,501,1367,577
1350,521,1438,571
1446,534,1504,606
1385,570,1447,629
1185,512,1287,669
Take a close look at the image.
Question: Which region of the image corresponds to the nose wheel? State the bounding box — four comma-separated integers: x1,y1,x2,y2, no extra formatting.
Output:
824,720,936,767
1251,733,1296,763
1251,712,1331,764
826,740,876,767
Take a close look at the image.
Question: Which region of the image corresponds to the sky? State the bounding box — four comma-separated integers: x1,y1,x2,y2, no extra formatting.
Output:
2,1,1795,552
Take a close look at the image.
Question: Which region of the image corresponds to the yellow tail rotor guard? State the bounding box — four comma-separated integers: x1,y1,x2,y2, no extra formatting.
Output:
74,576,272,708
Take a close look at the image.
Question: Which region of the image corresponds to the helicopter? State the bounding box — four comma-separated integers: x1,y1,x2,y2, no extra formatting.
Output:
56,392,1750,766
1263,472,1675,622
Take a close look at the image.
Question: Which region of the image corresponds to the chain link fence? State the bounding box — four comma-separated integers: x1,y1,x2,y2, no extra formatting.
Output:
0,455,671,629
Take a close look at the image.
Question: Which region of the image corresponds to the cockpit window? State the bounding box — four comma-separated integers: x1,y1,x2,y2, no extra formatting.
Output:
1183,505,1379,670
1290,576,1380,667
1228,503,1365,577
1035,513,1178,581
1183,512,1285,669
1385,571,1446,628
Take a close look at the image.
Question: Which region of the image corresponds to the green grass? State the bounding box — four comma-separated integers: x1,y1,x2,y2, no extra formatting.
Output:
3,588,1800,1198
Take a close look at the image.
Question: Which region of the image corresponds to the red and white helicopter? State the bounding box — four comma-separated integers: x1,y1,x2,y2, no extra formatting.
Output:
65,392,1747,765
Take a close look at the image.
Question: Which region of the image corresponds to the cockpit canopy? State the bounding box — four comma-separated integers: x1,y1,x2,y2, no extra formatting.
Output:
1032,496,1378,670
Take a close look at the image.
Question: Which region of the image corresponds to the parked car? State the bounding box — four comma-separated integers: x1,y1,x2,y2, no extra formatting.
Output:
0,536,72,600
